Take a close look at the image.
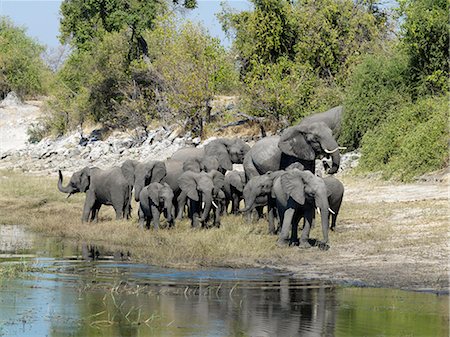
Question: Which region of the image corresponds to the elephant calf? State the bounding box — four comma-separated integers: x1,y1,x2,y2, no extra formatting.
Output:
323,177,344,231
138,182,175,230
223,170,246,215
58,167,131,222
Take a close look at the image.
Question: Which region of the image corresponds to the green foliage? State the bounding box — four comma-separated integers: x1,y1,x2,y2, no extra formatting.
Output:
358,95,448,181
340,51,411,150
398,0,449,95
219,0,389,121
0,17,51,98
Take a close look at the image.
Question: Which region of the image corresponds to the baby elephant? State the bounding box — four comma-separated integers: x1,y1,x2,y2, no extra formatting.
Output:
138,182,175,230
323,177,344,231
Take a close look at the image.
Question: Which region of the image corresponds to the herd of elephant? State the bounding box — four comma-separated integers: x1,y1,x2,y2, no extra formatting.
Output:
58,106,345,250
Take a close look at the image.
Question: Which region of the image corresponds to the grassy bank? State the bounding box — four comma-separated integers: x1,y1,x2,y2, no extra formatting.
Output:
0,170,448,291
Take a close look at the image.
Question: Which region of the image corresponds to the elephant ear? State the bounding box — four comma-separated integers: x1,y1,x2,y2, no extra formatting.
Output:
278,126,315,161
183,159,201,173
150,161,167,183
201,156,219,172
148,183,161,206
79,167,91,192
280,171,305,205
208,170,225,190
204,140,233,171
121,159,138,186
228,172,244,192
178,171,199,201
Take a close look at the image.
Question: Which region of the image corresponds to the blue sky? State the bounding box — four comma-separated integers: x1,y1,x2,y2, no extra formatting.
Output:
0,0,251,48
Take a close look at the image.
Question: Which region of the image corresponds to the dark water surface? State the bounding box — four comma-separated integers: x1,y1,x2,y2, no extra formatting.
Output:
0,225,448,337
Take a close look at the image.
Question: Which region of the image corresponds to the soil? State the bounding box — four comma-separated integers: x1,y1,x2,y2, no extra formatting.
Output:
1,98,448,293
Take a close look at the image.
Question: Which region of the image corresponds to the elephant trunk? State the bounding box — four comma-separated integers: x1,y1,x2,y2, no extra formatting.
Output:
322,140,341,174
315,195,330,244
165,200,174,222
134,180,144,202
240,189,255,213
199,193,212,222
57,170,73,194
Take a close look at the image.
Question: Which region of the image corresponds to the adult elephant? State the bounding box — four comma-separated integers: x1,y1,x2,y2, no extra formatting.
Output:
177,170,225,228
58,167,131,222
272,169,333,250
121,159,167,202
171,138,250,173
244,121,343,179
299,106,343,138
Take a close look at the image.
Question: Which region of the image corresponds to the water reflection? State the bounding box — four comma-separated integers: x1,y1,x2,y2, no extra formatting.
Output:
0,225,448,337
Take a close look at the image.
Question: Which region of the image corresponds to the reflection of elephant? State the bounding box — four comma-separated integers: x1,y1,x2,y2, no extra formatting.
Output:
171,138,250,173
223,170,246,214
138,182,175,230
58,167,131,222
272,169,331,249
244,122,343,179
121,159,166,202
323,177,344,231
299,106,343,138
178,170,225,228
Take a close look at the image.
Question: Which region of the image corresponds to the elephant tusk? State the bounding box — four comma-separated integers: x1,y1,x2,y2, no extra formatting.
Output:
202,202,205,208
338,146,347,150
323,147,339,154
328,208,336,215
66,193,72,199
316,207,321,215
212,201,219,209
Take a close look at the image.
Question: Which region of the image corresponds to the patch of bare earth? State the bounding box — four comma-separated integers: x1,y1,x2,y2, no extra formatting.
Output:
260,177,449,292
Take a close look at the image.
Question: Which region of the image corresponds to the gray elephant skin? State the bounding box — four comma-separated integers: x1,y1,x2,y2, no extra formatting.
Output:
241,171,284,234
171,138,250,173
121,159,167,202
272,169,331,250
178,170,225,228
223,170,246,214
244,121,342,179
138,182,175,230
299,106,343,138
323,176,344,231
58,167,131,222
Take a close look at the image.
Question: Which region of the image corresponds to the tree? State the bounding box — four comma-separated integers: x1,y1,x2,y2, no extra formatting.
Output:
398,0,448,95
59,0,197,58
0,17,51,98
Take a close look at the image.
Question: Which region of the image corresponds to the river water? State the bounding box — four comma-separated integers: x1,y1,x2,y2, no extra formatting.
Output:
0,225,448,337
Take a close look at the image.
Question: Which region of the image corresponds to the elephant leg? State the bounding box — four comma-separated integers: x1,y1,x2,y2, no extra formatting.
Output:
151,205,160,230
290,211,301,246
190,199,200,228
90,202,101,222
177,191,187,219
138,207,146,229
255,206,264,220
232,194,240,215
330,213,337,231
82,193,96,223
278,208,295,246
213,203,221,228
299,208,314,248
267,198,276,235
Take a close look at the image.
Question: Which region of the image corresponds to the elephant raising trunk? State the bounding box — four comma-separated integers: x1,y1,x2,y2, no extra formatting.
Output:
58,170,77,196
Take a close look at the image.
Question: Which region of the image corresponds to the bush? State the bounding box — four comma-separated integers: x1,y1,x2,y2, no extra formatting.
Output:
340,51,410,150
0,17,51,98
358,95,448,181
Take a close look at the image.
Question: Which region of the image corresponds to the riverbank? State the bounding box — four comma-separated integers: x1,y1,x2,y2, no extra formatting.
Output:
0,170,447,293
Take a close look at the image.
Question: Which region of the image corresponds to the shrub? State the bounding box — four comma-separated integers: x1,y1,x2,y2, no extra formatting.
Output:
340,51,410,150
358,95,448,181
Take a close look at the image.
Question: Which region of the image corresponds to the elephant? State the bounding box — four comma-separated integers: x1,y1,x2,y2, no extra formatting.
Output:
240,170,284,234
138,182,175,230
171,138,250,173
299,106,343,138
243,121,344,180
323,176,344,231
272,169,332,250
177,170,225,228
223,170,246,214
58,167,131,222
160,159,184,218
183,156,220,173
121,159,167,202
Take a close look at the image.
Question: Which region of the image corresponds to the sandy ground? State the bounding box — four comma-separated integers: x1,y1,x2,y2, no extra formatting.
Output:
0,101,41,153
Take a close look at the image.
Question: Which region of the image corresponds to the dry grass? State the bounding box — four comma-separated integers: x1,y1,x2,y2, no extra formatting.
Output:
0,169,448,291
